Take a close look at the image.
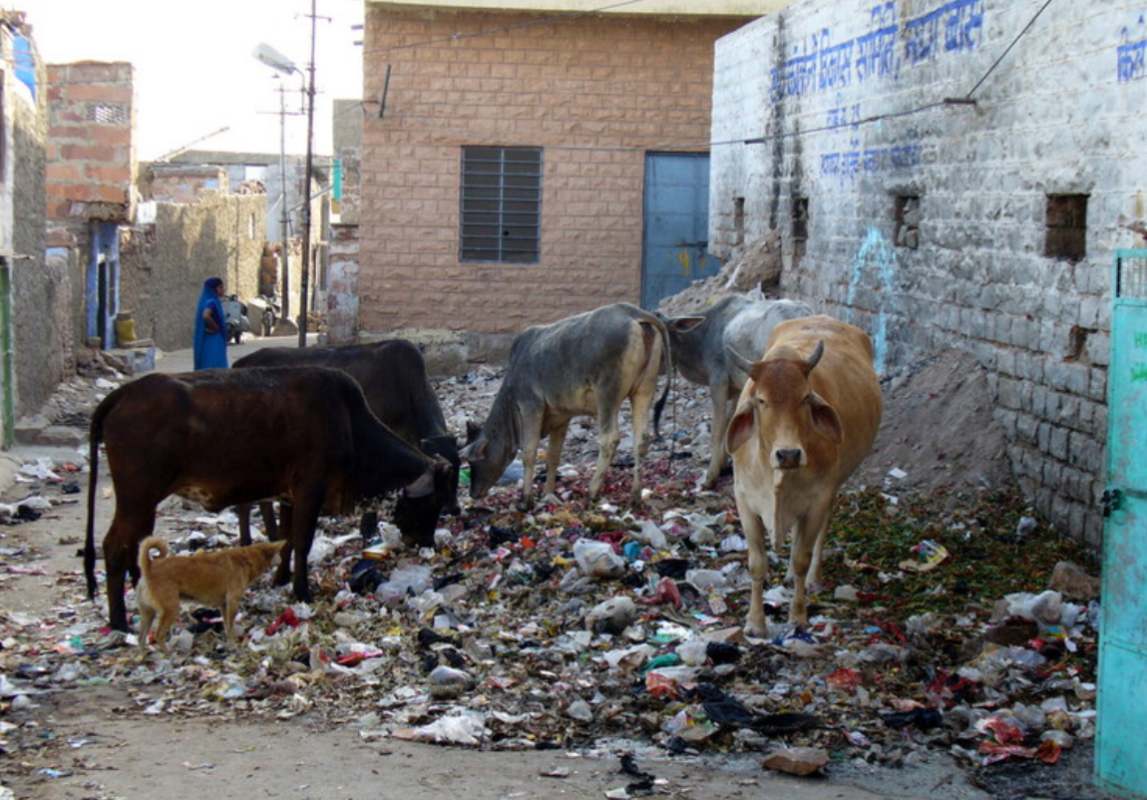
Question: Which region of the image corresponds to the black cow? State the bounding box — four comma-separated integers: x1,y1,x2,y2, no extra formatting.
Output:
84,367,453,632
232,339,462,544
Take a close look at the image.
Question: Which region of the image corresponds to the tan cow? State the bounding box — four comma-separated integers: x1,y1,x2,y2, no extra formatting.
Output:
725,315,882,632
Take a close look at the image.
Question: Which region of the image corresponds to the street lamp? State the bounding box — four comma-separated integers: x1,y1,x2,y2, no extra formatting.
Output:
252,42,302,333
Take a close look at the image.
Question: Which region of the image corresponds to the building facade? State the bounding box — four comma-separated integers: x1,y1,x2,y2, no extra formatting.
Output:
709,0,1146,542
346,0,783,352
1,13,67,442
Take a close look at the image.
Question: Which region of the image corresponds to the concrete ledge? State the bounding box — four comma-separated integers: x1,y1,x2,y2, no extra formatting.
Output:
360,329,514,377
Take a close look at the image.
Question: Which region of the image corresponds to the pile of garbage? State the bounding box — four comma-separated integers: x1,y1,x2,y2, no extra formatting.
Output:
0,364,1105,789
0,446,1103,784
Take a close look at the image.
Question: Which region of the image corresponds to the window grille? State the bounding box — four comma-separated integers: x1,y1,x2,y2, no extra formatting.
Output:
460,147,542,263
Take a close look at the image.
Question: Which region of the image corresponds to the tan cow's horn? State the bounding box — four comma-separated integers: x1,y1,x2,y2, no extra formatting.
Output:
805,340,825,371
728,346,756,377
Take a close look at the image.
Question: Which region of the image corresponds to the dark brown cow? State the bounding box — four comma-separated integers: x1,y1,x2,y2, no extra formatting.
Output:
84,367,453,632
232,339,462,544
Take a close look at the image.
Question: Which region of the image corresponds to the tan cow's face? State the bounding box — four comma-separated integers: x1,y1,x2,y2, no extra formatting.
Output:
725,352,843,472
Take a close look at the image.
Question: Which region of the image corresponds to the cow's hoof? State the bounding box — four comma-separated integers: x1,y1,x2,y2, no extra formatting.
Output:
743,621,769,639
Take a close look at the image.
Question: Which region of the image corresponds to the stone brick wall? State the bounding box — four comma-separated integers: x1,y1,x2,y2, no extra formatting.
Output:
357,8,751,338
709,0,1146,543
4,24,69,420
119,190,267,352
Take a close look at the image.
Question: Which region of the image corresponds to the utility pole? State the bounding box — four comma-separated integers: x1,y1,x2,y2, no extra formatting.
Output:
277,81,291,323
298,0,319,348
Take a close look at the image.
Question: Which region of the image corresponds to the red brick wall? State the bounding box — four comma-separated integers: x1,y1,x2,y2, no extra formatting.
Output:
359,9,747,336
45,62,134,222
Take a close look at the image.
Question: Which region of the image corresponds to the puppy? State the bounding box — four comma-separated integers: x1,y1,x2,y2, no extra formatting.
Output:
136,536,287,652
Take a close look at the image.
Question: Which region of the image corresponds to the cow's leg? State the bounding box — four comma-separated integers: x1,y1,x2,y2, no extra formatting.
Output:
807,517,831,589
103,507,158,632
627,397,652,505
518,409,545,509
589,417,621,501
236,503,253,546
624,327,664,505
789,504,831,627
703,386,732,489
260,502,280,541
541,421,569,499
273,501,294,586
736,495,771,639
359,510,379,542
287,490,324,603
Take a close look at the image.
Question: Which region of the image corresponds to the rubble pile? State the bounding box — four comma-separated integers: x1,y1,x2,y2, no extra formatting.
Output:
0,364,1105,789
656,235,784,317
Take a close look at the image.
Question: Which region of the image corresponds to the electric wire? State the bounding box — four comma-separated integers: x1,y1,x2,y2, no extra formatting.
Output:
361,0,1056,154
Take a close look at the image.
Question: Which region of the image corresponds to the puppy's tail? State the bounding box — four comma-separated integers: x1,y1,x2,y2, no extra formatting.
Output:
138,536,168,581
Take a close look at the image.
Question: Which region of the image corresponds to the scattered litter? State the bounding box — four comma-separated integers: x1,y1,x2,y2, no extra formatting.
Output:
0,361,1106,789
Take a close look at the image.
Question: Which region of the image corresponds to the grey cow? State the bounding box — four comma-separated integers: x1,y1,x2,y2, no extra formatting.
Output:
662,295,814,488
462,303,672,508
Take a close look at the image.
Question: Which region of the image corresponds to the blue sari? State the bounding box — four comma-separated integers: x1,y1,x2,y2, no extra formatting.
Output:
193,277,229,370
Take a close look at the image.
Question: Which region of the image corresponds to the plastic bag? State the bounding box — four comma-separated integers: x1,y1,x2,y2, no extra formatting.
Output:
573,538,627,580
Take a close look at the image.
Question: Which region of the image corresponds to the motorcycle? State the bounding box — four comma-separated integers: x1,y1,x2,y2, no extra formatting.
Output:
221,295,251,345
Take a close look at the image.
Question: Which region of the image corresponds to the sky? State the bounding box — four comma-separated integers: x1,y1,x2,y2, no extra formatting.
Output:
12,0,364,160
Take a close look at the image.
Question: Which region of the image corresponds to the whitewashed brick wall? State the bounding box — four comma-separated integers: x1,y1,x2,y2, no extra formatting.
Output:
710,0,1147,543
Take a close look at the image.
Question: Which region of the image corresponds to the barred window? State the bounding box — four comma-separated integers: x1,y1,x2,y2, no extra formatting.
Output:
86,103,128,125
460,146,542,263
1045,194,1088,261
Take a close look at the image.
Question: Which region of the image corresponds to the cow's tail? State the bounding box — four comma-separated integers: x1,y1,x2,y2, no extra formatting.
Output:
651,316,673,440
84,395,113,600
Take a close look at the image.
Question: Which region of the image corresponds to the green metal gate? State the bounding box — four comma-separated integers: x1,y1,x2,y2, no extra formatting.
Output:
1096,249,1147,798
0,258,13,448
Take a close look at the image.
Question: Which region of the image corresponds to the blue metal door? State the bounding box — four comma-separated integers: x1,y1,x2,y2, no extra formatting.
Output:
86,222,120,349
641,152,721,309
1096,249,1147,798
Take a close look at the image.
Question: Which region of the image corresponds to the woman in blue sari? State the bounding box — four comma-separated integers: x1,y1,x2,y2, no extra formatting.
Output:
193,277,229,370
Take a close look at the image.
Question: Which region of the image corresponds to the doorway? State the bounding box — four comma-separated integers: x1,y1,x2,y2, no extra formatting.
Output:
641,152,721,309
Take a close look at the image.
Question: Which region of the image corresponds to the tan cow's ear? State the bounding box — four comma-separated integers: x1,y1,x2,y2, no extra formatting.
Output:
809,393,843,444
725,406,755,454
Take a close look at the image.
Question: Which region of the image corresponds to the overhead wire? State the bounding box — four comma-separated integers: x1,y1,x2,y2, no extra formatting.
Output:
361,0,1057,153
